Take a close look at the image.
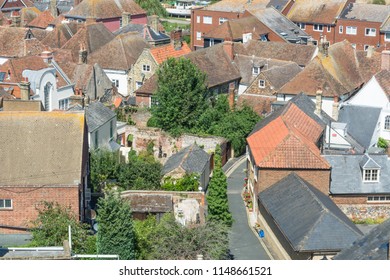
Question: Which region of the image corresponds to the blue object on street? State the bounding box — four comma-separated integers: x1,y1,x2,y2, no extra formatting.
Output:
259,230,265,238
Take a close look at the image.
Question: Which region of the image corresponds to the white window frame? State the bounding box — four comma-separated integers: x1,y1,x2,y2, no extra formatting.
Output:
209,38,215,46
219,17,228,25
346,26,357,35
196,16,200,24
385,32,390,42
258,79,265,88
365,28,376,37
385,115,390,130
203,16,212,25
142,64,151,72
0,199,12,209
367,196,390,203
252,66,260,75
196,31,202,41
253,164,258,182
313,24,323,32
363,169,380,182
111,79,119,88
297,22,305,30
327,25,331,32
136,81,143,89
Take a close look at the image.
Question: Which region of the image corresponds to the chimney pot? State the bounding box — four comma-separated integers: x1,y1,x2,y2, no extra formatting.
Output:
121,12,131,27
20,78,31,101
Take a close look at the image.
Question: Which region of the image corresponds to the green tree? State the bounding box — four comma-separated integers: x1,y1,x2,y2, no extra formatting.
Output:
96,191,136,260
134,215,157,259
30,202,95,254
90,150,120,192
372,0,386,5
206,145,232,226
152,57,209,136
135,0,167,17
161,173,199,191
378,137,389,149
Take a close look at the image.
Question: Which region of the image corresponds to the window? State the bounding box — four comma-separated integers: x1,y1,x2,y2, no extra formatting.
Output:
351,44,356,49
386,32,390,42
339,25,343,34
209,38,215,46
196,16,200,23
59,98,69,110
368,196,390,203
363,169,379,182
252,66,260,75
364,45,370,51
142,64,150,72
219,17,228,25
346,26,357,35
136,81,143,89
297,22,305,30
258,79,265,88
327,25,331,32
196,31,202,41
44,82,51,111
385,116,390,130
313,24,323,31
203,16,212,24
111,79,119,87
110,120,114,139
365,28,376,37
0,199,12,209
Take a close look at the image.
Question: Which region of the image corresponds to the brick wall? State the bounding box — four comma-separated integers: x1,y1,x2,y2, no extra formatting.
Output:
0,185,79,234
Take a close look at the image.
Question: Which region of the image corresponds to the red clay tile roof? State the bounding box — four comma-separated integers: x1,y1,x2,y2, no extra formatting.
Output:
27,10,54,29
67,0,146,19
20,6,40,25
41,21,80,49
247,115,330,169
287,0,348,25
204,0,269,12
375,70,390,96
114,96,123,108
150,42,191,65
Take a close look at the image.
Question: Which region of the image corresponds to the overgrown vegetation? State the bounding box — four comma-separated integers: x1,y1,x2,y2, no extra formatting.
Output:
134,0,167,17
150,57,261,155
372,0,386,5
377,137,388,150
352,217,386,224
161,173,200,191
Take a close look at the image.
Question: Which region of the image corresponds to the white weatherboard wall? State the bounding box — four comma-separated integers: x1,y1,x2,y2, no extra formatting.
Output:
104,69,128,96
89,118,117,150
347,77,386,107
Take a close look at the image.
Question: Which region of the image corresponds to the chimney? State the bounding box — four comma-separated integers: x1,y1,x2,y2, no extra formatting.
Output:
381,50,390,71
11,11,21,27
20,77,30,101
41,50,53,64
223,38,234,60
50,0,58,17
149,15,159,33
69,94,84,108
319,35,329,57
315,89,323,115
170,29,183,50
122,12,131,27
228,82,235,110
78,44,87,64
332,95,339,121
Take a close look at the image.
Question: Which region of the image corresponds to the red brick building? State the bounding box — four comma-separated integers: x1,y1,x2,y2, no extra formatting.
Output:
0,111,89,233
335,3,390,51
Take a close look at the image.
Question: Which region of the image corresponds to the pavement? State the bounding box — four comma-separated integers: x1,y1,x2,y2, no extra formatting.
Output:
226,158,271,260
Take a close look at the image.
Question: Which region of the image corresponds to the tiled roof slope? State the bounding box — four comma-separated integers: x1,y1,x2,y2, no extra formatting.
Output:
66,0,145,19
41,21,80,49
88,32,150,71
287,0,348,25
0,111,86,185
204,0,269,12
27,9,54,29
259,173,363,252
375,70,390,96
150,42,191,64
85,101,115,132
340,3,390,23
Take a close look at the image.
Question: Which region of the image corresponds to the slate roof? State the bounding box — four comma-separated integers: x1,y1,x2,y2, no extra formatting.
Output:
266,0,290,11
0,111,86,185
233,40,317,66
34,0,74,14
375,70,390,97
340,3,390,23
334,218,390,260
27,9,54,29
337,104,381,149
66,0,146,19
150,41,191,65
60,22,115,63
259,173,363,252
203,0,269,12
325,153,390,195
287,0,348,25
247,7,309,43
114,23,170,44
88,32,149,71
162,144,210,175
85,101,116,132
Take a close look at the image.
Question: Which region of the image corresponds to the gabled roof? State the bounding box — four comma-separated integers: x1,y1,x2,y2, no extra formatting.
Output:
375,70,390,97
85,101,116,132
20,6,40,25
287,0,348,25
41,21,79,49
259,62,302,90
337,104,381,149
234,40,317,66
340,3,390,23
334,218,390,260
150,42,191,65
114,23,170,44
162,144,210,175
0,111,86,185
247,106,329,169
204,16,270,41
325,154,390,195
27,9,54,29
88,32,150,71
66,0,145,19
259,173,363,252
359,154,381,169
203,0,269,12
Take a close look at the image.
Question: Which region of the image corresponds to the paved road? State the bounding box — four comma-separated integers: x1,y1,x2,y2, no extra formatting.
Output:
227,160,270,260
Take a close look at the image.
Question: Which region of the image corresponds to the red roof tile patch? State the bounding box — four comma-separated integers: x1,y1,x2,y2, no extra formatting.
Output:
114,96,123,108
150,42,191,65
28,10,55,29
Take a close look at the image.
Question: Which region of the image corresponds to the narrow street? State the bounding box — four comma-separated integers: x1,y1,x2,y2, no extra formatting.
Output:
226,160,271,260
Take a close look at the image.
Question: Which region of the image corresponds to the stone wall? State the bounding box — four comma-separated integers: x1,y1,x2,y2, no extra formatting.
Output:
336,203,390,221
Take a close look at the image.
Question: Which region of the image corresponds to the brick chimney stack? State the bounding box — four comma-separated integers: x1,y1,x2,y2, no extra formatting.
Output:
20,77,30,101
315,89,323,116
122,12,131,27
11,11,21,27
332,95,339,121
381,50,390,71
170,29,183,50
78,44,87,64
50,0,58,17
223,38,234,60
228,83,235,110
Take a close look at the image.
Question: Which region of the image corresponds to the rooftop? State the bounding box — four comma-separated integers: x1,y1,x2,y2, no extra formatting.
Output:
150,41,191,65
340,3,390,23
203,0,269,12
85,101,116,132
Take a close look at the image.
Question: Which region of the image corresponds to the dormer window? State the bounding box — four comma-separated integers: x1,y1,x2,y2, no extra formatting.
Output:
360,154,381,183
252,66,260,75
363,169,379,182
